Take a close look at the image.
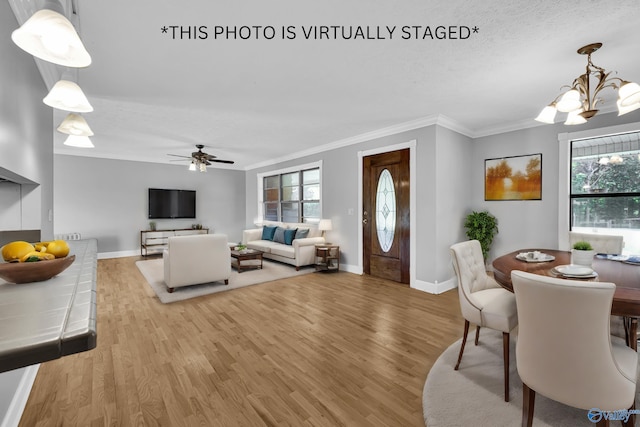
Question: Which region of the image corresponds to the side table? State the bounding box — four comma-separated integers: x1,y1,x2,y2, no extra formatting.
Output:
315,244,340,272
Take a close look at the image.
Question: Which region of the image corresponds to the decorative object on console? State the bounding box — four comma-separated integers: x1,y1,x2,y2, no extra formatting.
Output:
11,0,92,68
535,43,640,125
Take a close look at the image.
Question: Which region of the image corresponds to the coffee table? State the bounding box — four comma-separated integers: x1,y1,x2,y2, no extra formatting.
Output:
230,249,263,273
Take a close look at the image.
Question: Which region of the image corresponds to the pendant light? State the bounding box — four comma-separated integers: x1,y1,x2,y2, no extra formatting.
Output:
57,113,93,136
11,0,91,68
63,135,94,148
43,80,93,112
535,43,640,125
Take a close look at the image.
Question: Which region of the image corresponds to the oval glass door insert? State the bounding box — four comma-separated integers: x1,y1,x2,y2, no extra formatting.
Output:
375,168,396,252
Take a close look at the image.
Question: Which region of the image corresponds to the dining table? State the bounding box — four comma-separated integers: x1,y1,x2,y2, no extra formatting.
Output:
492,249,640,351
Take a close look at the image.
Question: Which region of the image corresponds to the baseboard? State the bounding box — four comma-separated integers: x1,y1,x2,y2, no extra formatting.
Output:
339,263,361,274
98,249,139,259
412,276,457,294
1,364,39,427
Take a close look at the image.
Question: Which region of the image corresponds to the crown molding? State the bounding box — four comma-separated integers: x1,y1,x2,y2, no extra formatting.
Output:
244,114,474,171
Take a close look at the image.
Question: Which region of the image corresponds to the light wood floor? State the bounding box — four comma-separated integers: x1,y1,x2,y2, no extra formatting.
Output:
19,257,463,426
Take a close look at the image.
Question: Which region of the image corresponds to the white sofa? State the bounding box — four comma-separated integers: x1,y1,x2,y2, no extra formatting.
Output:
242,221,325,270
163,234,231,292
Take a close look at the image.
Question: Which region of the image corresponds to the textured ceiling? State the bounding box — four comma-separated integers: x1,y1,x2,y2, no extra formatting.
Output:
17,0,640,170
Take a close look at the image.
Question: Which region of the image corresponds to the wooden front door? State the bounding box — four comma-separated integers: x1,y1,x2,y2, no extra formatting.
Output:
363,149,410,284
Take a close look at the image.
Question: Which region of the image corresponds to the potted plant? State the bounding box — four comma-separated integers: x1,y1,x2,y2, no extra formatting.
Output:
571,241,596,267
149,221,156,231
464,211,499,261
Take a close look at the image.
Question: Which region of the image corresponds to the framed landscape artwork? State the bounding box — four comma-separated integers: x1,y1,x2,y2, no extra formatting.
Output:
485,153,542,201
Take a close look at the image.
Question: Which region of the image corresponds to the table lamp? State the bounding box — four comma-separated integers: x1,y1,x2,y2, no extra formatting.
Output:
318,219,332,238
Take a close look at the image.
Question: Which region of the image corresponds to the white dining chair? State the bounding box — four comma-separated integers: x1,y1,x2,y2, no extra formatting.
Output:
512,270,637,427
569,231,624,254
450,240,518,402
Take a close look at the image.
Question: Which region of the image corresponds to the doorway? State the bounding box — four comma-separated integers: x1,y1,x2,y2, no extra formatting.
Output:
362,148,410,283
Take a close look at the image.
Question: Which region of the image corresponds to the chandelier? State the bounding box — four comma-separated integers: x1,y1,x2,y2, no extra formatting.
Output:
535,43,640,125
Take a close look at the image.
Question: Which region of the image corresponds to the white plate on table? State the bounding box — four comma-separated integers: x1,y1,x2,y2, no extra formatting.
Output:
516,253,556,263
553,265,597,278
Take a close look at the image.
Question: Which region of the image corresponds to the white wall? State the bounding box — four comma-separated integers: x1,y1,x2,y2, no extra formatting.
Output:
0,2,53,425
244,124,474,285
0,1,53,238
434,126,474,280
54,155,246,255
472,111,640,263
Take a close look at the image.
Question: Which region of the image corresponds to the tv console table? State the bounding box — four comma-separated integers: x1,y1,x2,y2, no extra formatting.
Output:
140,228,209,257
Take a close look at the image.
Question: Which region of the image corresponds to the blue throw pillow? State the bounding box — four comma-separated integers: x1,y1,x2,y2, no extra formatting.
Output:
261,225,277,241
294,228,310,240
273,226,286,244
284,228,297,245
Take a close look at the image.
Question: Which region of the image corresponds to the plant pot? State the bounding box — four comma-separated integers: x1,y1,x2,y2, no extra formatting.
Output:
571,249,596,267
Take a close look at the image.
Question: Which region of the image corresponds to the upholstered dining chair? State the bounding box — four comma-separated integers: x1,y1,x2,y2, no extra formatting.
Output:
511,270,637,427
569,231,624,254
449,240,518,402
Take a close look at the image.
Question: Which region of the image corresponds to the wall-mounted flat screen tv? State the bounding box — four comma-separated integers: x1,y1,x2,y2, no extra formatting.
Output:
148,188,196,219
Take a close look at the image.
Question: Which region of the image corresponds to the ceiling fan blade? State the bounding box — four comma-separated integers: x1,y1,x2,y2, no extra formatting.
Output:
205,154,218,160
169,159,190,162
210,159,235,164
168,154,192,159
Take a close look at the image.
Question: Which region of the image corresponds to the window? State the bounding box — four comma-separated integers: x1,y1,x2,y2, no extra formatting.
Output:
570,131,640,254
260,164,321,223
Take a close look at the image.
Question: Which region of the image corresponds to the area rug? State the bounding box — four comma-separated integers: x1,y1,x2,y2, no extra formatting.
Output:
423,329,640,426
136,258,313,303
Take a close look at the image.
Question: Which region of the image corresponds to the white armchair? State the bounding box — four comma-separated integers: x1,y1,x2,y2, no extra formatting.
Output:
512,270,637,427
163,234,231,293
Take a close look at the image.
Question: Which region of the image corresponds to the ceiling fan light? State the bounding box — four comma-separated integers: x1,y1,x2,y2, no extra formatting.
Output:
63,135,94,148
43,80,93,112
564,109,587,125
535,104,557,124
617,98,640,116
56,113,93,136
199,163,207,172
556,90,582,113
189,162,196,171
619,81,640,107
11,5,91,68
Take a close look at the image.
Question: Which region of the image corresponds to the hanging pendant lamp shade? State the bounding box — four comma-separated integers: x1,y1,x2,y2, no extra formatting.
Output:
617,98,640,116
619,81,640,107
564,109,587,125
63,135,94,148
11,2,91,68
43,80,93,112
57,113,93,136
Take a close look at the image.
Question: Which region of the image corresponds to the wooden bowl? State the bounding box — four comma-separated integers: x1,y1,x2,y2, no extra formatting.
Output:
0,255,76,284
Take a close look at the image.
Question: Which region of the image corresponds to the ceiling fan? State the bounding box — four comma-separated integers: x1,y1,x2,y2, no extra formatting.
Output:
168,144,234,171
